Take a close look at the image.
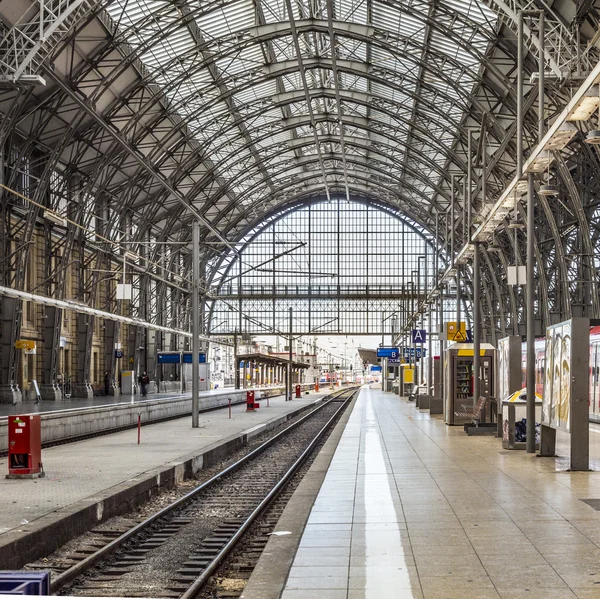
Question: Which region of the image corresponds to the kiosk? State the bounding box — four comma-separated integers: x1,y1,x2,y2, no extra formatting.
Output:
444,343,496,426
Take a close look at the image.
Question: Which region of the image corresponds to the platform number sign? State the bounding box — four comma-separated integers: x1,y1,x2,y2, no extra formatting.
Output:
412,329,426,344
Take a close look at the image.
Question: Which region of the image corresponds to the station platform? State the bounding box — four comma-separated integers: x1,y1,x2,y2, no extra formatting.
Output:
245,386,600,599
0,391,327,569
0,386,270,418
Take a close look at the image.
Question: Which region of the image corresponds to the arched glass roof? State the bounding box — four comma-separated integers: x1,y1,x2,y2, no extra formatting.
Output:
209,197,443,335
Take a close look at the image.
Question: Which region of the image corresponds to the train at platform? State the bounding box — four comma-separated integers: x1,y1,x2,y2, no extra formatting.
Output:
521,325,600,420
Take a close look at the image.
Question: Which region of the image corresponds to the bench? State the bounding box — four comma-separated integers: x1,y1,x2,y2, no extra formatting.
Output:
454,395,489,426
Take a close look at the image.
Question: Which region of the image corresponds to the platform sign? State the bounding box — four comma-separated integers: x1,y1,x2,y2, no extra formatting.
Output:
157,353,181,364
182,352,207,364
412,329,427,344
114,350,124,359
371,366,382,372
388,357,400,364
402,347,427,358
15,340,35,351
377,347,399,359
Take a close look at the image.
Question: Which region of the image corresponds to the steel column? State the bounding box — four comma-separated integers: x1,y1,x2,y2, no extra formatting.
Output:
473,242,481,408
192,220,200,428
526,173,536,453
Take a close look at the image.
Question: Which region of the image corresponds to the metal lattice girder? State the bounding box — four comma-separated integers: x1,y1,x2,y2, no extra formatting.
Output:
0,0,98,84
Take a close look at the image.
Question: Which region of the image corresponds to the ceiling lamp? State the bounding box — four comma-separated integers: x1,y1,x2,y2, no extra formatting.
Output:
508,218,526,230
539,184,559,196
507,191,525,229
586,130,600,145
539,158,558,196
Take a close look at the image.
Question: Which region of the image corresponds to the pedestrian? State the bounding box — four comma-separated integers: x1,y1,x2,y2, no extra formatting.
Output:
139,371,150,397
103,371,110,396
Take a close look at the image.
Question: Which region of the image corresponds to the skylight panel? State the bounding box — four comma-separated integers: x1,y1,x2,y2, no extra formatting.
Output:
196,0,255,41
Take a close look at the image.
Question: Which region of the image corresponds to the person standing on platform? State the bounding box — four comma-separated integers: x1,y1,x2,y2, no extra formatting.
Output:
139,371,150,397
103,371,110,396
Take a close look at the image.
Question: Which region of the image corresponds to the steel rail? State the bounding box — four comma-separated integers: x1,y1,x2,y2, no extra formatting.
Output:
49,387,357,593
179,387,358,599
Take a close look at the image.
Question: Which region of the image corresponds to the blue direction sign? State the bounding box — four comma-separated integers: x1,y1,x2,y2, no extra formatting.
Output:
402,347,427,358
377,347,399,359
157,352,181,364
412,329,427,344
182,352,207,364
371,365,382,372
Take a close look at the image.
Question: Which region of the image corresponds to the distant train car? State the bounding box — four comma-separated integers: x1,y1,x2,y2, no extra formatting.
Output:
520,325,600,421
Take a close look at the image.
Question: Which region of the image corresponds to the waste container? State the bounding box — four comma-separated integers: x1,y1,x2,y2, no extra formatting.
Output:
246,390,259,411
295,384,301,398
7,414,43,478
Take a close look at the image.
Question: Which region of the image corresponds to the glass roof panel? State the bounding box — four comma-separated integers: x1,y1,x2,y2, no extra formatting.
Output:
103,0,500,221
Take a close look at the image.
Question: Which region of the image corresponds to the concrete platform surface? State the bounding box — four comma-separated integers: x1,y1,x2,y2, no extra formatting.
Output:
0,392,324,541
257,386,600,599
0,385,286,418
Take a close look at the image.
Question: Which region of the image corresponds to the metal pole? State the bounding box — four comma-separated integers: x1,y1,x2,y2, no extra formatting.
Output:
451,175,455,264
234,330,239,389
526,172,536,453
456,264,461,336
192,221,199,428
288,307,292,401
428,305,433,395
517,10,524,178
467,130,472,239
538,11,545,145
473,242,481,409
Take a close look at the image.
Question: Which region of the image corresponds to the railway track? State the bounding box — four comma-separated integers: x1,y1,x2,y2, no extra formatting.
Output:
45,387,357,598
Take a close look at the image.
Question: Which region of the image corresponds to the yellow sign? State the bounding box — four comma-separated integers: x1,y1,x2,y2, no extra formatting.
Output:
404,367,414,384
15,340,35,350
446,322,467,342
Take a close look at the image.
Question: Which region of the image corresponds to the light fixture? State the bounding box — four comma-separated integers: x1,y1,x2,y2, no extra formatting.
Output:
507,191,524,229
539,156,559,196
43,210,67,227
539,184,558,196
124,250,138,262
586,130,600,145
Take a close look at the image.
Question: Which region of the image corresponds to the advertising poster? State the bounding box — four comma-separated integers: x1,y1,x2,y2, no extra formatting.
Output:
498,337,510,404
542,322,571,431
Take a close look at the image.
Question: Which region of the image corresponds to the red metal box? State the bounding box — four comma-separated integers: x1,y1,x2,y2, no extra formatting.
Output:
7,415,43,477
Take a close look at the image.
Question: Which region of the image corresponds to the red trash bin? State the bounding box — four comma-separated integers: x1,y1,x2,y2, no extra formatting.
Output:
315,382,319,392
246,390,257,411
295,384,301,398
7,415,43,478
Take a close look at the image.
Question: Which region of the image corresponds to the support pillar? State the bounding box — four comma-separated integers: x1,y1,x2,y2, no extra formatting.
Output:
103,320,120,396
0,297,22,403
473,243,481,410
192,220,200,428
41,305,62,400
526,173,536,452
73,313,93,398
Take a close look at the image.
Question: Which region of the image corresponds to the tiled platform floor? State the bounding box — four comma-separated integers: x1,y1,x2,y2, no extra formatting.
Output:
281,386,600,599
